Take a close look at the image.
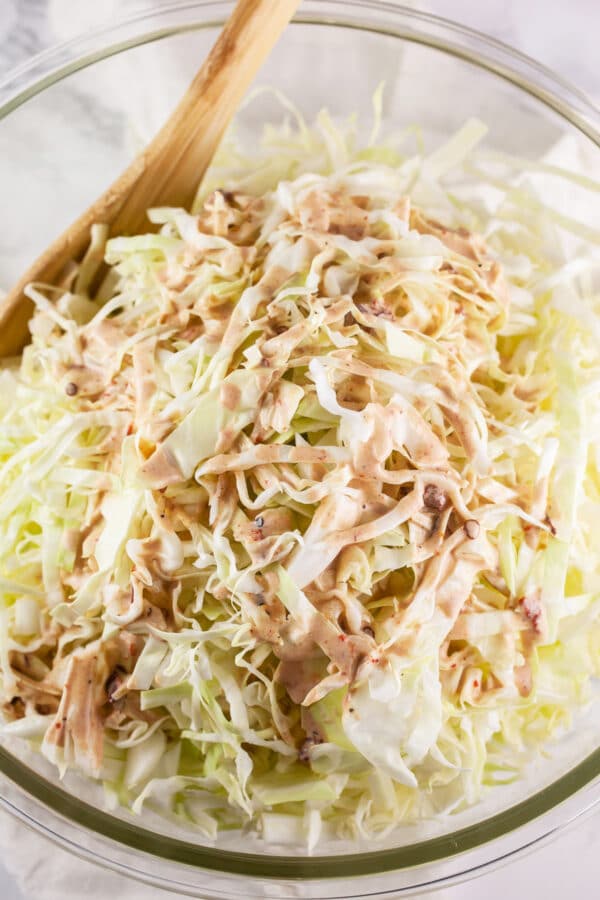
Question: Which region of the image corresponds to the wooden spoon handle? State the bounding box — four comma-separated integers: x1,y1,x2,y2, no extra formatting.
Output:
0,0,300,357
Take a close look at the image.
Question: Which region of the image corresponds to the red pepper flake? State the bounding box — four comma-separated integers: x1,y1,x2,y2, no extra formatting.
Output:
338,634,347,642
519,594,543,633
473,680,480,688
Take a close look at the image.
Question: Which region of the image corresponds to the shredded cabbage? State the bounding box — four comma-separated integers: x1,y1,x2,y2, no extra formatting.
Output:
1,95,599,846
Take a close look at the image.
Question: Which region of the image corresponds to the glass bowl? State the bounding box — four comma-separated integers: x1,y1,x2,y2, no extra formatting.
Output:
0,2,598,897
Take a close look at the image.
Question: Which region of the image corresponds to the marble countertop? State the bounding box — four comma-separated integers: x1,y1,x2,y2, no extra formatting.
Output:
0,2,598,899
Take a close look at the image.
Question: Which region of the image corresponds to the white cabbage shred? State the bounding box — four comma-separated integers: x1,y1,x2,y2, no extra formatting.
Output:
1,98,599,846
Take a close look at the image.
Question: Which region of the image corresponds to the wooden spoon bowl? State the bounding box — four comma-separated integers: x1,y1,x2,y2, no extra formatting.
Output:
0,0,300,357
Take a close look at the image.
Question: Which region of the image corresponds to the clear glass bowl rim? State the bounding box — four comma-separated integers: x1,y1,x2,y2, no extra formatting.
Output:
0,0,598,891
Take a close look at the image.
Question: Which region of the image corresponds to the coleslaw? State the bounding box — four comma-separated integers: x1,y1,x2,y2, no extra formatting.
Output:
1,99,599,846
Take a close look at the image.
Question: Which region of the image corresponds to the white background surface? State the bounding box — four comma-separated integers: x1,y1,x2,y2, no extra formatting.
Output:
0,1,598,898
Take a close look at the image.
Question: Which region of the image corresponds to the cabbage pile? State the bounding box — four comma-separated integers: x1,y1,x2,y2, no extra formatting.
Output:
1,100,599,846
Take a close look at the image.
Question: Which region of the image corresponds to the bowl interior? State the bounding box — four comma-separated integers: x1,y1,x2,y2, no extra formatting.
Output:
0,3,599,896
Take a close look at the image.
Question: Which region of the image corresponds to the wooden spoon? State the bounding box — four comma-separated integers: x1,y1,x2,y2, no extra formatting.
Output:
0,0,300,357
